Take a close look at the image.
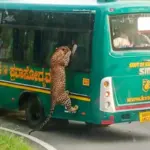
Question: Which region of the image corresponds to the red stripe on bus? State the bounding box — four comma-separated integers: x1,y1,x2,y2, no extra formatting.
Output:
116,103,150,110
101,120,113,125
101,116,114,125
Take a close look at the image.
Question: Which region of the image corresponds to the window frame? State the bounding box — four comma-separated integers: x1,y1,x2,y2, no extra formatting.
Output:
109,13,150,52
0,9,95,73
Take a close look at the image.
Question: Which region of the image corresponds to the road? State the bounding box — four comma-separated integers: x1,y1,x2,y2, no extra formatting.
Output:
0,110,150,150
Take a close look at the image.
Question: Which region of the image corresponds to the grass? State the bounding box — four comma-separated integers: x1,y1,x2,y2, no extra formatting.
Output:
0,131,33,150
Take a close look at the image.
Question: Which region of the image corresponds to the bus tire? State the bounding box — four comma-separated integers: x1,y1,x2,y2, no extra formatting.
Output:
25,95,46,129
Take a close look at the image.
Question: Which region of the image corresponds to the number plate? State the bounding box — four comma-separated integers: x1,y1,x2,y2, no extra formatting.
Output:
139,111,150,123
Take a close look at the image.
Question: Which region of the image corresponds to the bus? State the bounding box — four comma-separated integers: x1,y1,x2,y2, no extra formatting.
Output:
0,0,150,129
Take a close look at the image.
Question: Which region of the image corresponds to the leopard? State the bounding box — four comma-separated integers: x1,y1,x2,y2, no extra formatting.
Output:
28,46,78,135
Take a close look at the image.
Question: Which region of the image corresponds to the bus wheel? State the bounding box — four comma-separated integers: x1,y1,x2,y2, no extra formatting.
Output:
25,96,45,129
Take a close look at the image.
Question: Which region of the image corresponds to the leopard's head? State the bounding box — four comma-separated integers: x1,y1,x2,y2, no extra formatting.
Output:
51,46,71,67
56,46,71,54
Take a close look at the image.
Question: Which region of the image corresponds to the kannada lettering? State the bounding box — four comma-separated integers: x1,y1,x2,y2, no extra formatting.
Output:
0,62,51,87
0,62,9,75
9,65,51,87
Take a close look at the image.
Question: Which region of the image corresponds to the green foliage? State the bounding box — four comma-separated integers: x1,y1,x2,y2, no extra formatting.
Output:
0,132,33,150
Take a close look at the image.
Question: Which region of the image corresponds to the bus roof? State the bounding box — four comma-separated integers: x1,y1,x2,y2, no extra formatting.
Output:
0,0,149,10
1,0,146,5
0,0,149,5
0,0,99,5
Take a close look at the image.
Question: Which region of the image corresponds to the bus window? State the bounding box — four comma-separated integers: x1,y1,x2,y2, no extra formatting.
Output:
0,27,13,60
68,32,92,72
33,30,58,67
42,31,58,67
24,30,34,63
46,12,94,72
12,29,34,63
30,11,94,71
1,10,94,71
32,29,58,67
110,13,150,50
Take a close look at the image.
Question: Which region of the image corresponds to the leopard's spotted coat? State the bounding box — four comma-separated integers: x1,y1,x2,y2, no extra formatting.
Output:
28,46,78,135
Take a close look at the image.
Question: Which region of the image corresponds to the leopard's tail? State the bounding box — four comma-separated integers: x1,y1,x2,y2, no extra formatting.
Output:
28,108,54,135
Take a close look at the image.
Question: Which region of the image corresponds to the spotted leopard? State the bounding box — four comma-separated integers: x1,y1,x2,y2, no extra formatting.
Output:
28,46,78,135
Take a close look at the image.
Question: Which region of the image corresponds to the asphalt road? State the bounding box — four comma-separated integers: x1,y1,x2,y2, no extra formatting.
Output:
0,110,150,150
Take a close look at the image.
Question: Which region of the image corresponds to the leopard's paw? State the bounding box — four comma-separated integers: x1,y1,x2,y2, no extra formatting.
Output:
74,105,79,110
65,90,70,94
70,105,79,113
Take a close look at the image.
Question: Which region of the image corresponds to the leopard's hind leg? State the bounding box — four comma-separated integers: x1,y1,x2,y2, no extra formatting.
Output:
64,98,78,113
57,91,78,113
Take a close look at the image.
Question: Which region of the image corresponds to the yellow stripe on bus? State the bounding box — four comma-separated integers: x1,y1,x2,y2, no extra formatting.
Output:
0,81,90,102
69,95,90,102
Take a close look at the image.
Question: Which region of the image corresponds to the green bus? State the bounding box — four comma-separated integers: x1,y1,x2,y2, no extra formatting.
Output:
0,0,150,129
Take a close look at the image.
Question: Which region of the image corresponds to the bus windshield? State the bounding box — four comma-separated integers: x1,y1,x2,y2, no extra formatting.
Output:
110,13,150,51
